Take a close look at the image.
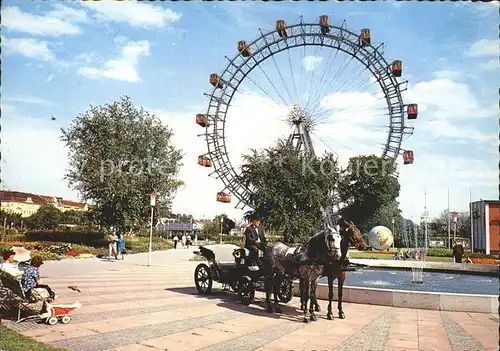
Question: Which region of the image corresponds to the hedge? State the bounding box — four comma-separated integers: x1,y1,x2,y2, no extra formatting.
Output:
25,230,106,247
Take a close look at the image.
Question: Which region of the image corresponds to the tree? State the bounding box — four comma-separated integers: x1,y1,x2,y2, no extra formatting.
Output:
430,210,470,240
239,140,339,243
362,200,405,246
25,204,62,230
0,210,23,228
61,96,184,231
338,155,400,230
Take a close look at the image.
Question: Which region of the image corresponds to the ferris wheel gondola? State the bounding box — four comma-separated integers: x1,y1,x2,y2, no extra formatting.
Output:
195,15,418,219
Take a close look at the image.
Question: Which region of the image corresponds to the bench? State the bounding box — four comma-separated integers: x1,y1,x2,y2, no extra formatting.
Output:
0,271,49,322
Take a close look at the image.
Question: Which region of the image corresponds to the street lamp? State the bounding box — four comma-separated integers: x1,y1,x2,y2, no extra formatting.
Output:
148,191,157,267
391,218,395,249
220,216,224,244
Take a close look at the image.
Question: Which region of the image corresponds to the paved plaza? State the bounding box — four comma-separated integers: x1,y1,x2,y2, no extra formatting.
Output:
3,249,498,351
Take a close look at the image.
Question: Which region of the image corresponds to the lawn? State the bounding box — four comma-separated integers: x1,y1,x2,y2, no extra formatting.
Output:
348,252,454,262
0,325,66,351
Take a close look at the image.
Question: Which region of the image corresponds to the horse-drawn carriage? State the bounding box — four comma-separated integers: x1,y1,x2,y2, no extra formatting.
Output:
193,244,294,305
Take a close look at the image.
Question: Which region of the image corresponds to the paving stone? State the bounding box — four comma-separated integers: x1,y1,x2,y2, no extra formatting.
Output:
5,299,213,333
52,312,238,351
334,310,392,351
440,311,486,351
198,321,304,351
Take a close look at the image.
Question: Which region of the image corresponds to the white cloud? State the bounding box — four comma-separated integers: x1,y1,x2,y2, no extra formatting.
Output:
46,74,54,83
77,40,150,82
1,5,87,36
303,56,324,71
3,95,58,106
81,2,181,28
466,39,498,58
405,78,496,121
481,58,500,71
2,36,56,62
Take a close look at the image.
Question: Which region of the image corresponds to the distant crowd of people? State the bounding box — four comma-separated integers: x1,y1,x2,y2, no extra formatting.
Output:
172,233,192,249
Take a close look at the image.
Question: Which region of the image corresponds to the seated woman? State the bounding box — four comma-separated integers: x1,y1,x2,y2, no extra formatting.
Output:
0,249,23,278
21,257,57,301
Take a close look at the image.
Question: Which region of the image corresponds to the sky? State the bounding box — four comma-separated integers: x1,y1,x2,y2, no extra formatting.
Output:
1,1,498,224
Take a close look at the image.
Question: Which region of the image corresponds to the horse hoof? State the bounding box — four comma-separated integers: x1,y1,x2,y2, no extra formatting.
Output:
327,313,334,320
315,305,321,312
303,318,310,324
310,313,318,322
300,303,305,310
339,312,345,319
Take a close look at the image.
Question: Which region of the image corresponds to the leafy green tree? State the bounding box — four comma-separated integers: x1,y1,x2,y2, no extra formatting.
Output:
25,204,62,230
429,210,470,240
0,210,23,228
61,96,183,231
239,140,339,243
338,155,400,229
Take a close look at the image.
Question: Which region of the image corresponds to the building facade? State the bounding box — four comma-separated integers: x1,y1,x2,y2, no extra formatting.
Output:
0,190,88,218
470,200,500,255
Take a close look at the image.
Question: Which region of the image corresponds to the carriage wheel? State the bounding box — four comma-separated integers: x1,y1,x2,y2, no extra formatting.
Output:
47,316,58,325
237,277,255,305
61,315,71,324
194,263,213,295
277,278,294,304
230,281,240,292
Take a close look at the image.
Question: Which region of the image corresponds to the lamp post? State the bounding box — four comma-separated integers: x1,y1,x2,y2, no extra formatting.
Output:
220,216,224,244
391,218,395,249
148,191,156,267
451,211,458,245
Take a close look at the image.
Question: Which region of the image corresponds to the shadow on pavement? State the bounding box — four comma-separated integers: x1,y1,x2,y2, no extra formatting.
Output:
166,286,302,322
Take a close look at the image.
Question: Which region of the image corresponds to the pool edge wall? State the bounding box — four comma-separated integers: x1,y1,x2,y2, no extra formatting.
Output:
292,282,499,314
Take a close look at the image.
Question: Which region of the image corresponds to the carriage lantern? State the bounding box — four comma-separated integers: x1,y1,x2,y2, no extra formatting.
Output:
319,15,330,34
209,73,224,89
196,114,210,127
360,28,371,47
276,20,288,37
237,41,252,57
403,150,414,165
407,104,418,120
198,155,212,167
216,192,231,203
391,60,403,77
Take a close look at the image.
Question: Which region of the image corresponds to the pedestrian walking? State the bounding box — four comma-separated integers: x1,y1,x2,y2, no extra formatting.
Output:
107,230,119,259
117,233,126,260
173,235,179,249
182,234,187,249
186,234,192,249
452,240,464,263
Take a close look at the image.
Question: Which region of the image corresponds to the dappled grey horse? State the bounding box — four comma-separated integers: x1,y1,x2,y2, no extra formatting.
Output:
262,227,342,323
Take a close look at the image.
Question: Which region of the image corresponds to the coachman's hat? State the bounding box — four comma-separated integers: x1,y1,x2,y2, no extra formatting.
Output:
250,213,261,221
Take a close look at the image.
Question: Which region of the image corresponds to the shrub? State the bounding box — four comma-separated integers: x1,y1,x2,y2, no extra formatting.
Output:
125,236,173,253
25,230,106,247
31,250,63,261
426,248,452,257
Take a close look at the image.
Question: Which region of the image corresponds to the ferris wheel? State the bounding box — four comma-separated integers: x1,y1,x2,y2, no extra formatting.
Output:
196,15,418,218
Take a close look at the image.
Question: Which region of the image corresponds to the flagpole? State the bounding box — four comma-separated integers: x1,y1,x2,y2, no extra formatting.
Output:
447,188,451,249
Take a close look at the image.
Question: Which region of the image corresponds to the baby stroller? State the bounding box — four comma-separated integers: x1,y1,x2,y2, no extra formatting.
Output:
37,301,82,325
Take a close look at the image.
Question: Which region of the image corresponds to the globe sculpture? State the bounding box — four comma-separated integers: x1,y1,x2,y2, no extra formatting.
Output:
368,226,394,250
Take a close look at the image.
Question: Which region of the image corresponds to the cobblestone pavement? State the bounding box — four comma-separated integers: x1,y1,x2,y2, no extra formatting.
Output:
3,249,498,351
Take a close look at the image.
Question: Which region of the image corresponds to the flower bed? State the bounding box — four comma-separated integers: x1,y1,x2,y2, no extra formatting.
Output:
471,258,500,265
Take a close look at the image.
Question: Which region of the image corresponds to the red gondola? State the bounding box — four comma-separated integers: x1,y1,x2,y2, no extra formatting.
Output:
196,114,210,127
407,104,418,120
216,192,231,203
403,150,414,165
238,41,251,57
276,20,288,37
209,73,224,89
391,60,402,77
360,28,371,47
198,155,212,167
319,15,330,34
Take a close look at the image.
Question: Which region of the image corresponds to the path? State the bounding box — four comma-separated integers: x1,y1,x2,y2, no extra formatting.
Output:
3,249,498,351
